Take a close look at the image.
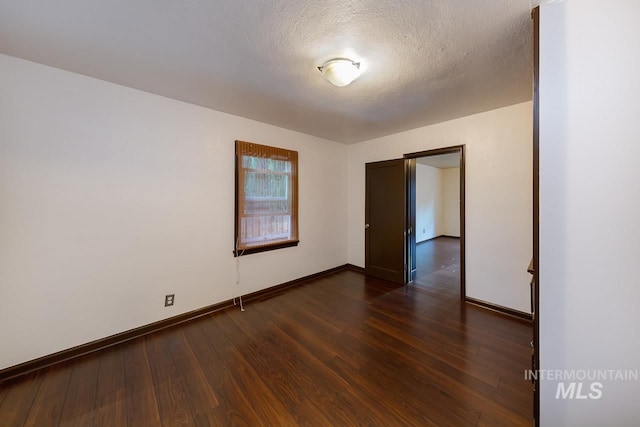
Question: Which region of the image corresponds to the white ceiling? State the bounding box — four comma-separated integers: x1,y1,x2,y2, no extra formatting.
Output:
0,1,537,144
417,153,460,169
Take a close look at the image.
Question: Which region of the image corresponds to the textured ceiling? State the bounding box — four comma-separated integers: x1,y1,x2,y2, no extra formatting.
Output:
0,0,537,143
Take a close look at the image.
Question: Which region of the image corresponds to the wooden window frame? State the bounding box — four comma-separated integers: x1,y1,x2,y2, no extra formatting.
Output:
234,140,299,256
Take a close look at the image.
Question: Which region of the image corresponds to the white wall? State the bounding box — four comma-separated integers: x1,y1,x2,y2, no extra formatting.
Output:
442,167,460,237
0,54,348,370
539,1,640,424
415,163,443,242
347,102,532,312
415,164,460,242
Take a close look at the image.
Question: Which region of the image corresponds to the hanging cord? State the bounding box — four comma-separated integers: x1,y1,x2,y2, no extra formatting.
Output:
233,238,245,312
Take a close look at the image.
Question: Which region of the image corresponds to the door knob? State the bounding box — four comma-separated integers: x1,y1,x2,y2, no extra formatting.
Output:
364,224,370,229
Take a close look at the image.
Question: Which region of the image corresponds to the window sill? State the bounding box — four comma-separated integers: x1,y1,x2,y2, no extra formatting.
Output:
234,240,299,256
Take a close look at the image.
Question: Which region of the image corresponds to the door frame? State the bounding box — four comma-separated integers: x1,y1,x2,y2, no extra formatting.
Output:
404,145,466,300
532,6,540,426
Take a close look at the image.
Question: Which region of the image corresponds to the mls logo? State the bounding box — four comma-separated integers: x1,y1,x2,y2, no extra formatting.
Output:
556,382,603,399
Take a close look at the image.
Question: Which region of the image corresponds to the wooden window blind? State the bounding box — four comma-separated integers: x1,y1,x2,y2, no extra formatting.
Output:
235,140,299,255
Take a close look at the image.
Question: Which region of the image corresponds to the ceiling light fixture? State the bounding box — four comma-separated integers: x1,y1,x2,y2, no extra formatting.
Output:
318,59,361,87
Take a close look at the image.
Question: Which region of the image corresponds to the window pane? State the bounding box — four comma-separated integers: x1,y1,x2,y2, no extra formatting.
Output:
241,215,292,246
242,155,291,173
244,172,289,201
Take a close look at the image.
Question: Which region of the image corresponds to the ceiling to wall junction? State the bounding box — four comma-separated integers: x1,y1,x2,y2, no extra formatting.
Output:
416,153,460,169
0,0,540,143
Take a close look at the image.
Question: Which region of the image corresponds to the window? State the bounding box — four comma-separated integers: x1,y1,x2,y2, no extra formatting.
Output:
235,140,299,255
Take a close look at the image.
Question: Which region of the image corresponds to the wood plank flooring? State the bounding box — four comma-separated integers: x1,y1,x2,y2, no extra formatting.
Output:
0,238,533,426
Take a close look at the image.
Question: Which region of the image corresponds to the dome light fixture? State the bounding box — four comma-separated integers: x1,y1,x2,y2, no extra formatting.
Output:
318,58,361,87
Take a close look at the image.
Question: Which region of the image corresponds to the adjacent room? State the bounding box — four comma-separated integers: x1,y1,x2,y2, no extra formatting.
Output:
413,153,461,296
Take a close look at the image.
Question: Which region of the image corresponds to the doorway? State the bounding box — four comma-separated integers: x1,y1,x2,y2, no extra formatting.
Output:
364,145,465,298
408,149,464,299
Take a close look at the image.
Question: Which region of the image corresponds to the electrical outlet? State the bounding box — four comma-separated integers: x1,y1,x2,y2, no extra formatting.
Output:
423,228,426,233
165,294,175,307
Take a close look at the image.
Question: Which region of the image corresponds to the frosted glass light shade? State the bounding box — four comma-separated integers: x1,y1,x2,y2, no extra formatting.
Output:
318,59,361,87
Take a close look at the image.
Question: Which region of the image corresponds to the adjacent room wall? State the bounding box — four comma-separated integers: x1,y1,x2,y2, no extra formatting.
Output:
415,163,443,242
0,54,348,370
415,164,460,242
442,167,460,237
347,102,532,312
539,1,640,424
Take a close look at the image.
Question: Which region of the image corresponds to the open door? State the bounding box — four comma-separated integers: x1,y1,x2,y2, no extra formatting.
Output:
365,159,408,284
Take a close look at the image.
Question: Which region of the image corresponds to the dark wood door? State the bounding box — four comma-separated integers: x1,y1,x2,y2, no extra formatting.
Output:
365,159,407,284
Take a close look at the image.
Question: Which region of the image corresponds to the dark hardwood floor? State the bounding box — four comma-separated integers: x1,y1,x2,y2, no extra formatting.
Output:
415,236,461,298
0,238,533,426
